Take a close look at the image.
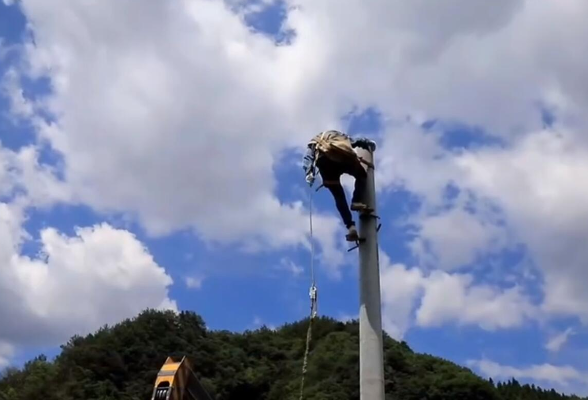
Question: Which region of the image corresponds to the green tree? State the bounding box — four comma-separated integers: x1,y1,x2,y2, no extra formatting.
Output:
1,310,586,400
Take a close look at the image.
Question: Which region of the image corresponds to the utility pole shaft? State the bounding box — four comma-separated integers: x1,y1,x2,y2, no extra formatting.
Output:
355,143,385,400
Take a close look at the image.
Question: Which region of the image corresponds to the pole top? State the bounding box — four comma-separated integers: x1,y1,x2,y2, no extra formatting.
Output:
355,138,377,153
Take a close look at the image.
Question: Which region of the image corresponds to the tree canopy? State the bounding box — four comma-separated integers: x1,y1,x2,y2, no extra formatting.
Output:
0,309,585,400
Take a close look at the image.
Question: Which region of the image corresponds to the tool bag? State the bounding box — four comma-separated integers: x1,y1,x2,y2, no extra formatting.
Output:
310,130,358,164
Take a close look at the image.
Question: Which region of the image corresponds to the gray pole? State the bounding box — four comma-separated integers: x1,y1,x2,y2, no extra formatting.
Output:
355,142,385,400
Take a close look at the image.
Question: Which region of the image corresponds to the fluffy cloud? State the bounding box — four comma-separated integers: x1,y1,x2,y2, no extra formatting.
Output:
455,129,588,322
185,275,204,290
281,0,588,134
546,328,576,353
276,257,304,277
409,206,508,271
468,358,588,392
376,118,588,329
416,271,536,330
7,0,588,252
1,67,34,119
375,122,460,202
9,1,297,232
380,253,536,339
0,201,175,350
4,0,588,344
380,261,423,339
0,145,70,207
0,0,349,270
11,0,585,234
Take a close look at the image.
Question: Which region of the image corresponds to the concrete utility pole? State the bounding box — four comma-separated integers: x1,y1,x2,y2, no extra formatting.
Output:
355,142,385,400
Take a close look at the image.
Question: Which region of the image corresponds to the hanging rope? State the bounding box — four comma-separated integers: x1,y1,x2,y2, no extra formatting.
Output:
308,187,316,291
298,188,318,400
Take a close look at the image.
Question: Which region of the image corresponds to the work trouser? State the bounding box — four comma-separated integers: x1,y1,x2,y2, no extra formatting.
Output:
316,156,367,228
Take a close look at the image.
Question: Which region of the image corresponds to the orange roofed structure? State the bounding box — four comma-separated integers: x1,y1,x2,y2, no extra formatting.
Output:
150,356,213,400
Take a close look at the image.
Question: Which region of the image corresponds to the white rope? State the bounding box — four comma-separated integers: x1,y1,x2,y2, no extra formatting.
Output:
298,188,318,400
309,187,316,290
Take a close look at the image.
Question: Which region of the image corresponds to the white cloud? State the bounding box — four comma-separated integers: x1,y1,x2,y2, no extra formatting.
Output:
0,202,176,349
380,256,424,339
416,271,537,330
546,328,575,353
226,0,279,17
379,252,537,339
456,129,588,322
279,0,588,135
3,0,588,347
277,257,304,277
409,205,508,271
336,312,358,323
468,358,588,389
377,119,588,329
5,0,588,281
185,275,204,290
2,0,345,271
0,145,69,207
374,122,464,208
0,341,14,369
1,67,34,119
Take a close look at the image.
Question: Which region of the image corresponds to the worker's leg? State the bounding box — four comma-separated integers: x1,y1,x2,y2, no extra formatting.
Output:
348,160,369,211
326,183,359,241
317,159,353,226
317,158,359,241
325,182,354,228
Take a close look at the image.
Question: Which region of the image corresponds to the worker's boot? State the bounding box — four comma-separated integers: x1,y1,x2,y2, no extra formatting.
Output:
345,225,359,242
350,202,369,212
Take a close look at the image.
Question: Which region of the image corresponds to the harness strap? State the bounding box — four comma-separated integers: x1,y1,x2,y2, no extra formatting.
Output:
358,156,374,169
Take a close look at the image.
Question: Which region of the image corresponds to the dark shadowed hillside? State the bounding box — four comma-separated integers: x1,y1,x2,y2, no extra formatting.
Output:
0,309,585,400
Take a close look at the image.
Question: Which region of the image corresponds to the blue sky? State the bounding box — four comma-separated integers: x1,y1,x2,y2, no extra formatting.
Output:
1,0,588,396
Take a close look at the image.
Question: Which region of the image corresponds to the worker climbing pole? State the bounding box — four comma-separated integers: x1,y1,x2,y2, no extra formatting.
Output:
301,130,385,400
303,130,372,242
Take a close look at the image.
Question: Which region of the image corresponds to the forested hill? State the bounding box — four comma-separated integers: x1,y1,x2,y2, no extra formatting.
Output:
0,310,584,400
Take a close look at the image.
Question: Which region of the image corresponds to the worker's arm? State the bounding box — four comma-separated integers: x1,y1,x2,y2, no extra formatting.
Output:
351,137,376,151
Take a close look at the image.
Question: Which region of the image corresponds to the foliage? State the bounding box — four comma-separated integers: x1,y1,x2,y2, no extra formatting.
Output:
0,310,585,400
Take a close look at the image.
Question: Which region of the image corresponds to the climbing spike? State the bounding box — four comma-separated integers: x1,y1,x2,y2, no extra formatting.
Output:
347,237,366,252
359,211,380,220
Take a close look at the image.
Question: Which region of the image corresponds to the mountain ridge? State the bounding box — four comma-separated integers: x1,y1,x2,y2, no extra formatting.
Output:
0,309,585,400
